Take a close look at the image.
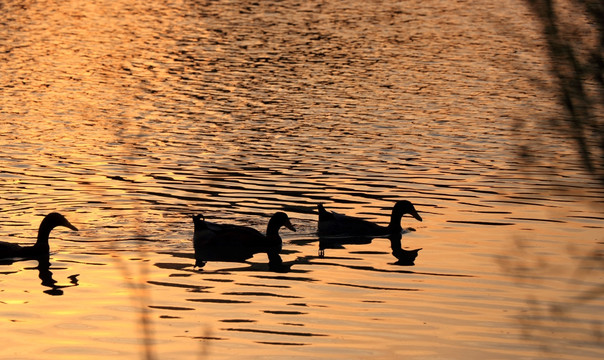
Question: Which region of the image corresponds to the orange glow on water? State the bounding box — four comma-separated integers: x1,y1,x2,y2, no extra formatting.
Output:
1,0,602,359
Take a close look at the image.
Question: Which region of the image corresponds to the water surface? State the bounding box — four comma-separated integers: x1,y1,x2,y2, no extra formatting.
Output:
1,0,603,359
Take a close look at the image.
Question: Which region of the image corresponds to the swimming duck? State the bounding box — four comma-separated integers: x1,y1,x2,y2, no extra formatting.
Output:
317,200,422,237
192,212,296,272
0,212,78,259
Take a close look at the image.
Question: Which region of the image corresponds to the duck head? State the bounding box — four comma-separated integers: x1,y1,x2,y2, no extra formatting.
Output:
34,213,78,252
268,212,296,233
41,212,79,232
317,203,334,221
393,200,422,222
192,214,204,228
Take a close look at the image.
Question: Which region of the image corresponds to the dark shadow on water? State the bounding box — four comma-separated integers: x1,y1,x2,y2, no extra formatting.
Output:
0,255,79,296
318,231,421,266
327,281,419,292
304,255,472,278
157,251,307,274
222,327,327,338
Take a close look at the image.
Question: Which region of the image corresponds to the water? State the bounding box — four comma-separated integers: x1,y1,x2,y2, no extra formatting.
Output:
1,0,603,359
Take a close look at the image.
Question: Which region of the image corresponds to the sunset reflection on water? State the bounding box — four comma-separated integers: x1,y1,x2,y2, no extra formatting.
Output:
1,0,603,359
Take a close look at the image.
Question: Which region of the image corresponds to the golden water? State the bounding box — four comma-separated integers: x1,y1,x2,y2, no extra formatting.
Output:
1,0,602,359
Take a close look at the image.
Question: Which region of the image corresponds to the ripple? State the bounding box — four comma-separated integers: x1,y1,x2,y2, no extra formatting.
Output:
446,220,515,226
328,282,419,292
262,310,307,315
186,298,251,304
222,327,327,338
148,305,194,311
222,292,302,299
1,0,602,359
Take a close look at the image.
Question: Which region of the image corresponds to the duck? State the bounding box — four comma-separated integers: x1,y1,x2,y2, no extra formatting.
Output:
317,200,422,237
0,212,78,259
192,211,296,272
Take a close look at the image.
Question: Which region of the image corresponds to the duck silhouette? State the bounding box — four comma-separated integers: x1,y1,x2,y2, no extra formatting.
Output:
0,213,78,259
192,212,296,272
317,200,422,237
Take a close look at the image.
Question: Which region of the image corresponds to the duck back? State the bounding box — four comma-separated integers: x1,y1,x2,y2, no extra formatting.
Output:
318,205,388,237
0,242,27,258
193,215,273,262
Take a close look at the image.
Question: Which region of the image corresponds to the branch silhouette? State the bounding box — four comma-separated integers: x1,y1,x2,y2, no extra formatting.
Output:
525,0,604,184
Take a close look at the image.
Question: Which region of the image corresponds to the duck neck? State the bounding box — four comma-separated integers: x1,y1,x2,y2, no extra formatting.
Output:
387,212,403,234
265,219,281,241
34,221,53,252
264,221,283,256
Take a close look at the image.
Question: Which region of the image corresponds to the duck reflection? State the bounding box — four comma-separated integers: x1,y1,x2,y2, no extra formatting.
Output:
388,233,421,266
0,255,79,296
318,232,421,265
36,255,79,296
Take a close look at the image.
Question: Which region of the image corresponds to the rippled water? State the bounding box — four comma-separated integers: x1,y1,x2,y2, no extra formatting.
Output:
1,0,603,359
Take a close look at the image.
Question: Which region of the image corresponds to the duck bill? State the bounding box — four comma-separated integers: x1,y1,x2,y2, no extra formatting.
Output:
285,220,296,232
64,220,79,232
410,210,422,222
